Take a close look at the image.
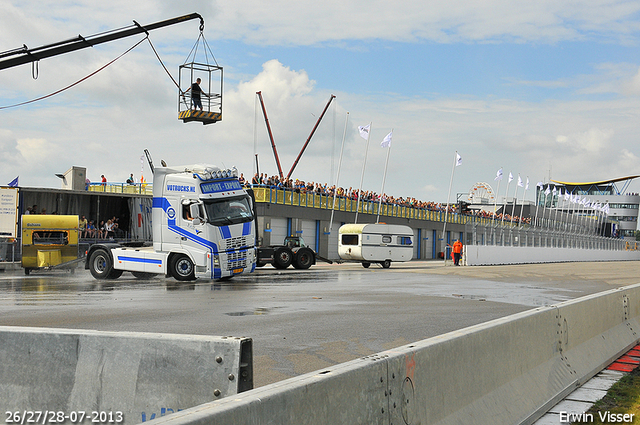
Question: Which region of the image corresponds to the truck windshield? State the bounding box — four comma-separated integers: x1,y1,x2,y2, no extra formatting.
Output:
203,195,253,226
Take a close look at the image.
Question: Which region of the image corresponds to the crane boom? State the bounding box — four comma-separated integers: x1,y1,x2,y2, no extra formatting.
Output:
0,13,203,71
256,91,285,180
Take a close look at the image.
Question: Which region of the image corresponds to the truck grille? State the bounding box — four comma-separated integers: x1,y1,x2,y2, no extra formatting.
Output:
225,236,249,250
227,250,248,269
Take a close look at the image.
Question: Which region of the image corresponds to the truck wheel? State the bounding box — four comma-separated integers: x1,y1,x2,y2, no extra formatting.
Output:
273,247,293,269
293,248,313,269
362,262,371,268
24,268,31,275
107,268,123,279
170,254,195,281
381,259,391,269
89,249,114,279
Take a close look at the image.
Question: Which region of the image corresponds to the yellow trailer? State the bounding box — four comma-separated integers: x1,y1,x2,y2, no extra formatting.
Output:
21,215,79,275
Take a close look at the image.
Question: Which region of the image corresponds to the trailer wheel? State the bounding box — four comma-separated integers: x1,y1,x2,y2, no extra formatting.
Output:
89,248,115,279
293,248,313,269
381,259,391,269
170,254,195,281
362,262,370,268
273,247,293,269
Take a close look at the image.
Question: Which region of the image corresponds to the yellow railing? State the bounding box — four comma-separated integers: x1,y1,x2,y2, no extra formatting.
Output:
252,187,480,225
88,183,153,195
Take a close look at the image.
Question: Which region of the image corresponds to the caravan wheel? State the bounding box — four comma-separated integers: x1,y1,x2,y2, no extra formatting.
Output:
381,260,391,269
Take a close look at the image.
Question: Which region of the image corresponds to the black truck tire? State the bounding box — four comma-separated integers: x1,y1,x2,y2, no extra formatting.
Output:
170,254,196,281
89,248,116,279
273,247,293,269
292,247,314,269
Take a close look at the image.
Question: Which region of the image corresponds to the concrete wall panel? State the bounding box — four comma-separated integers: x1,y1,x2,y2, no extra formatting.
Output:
466,245,640,265
150,284,640,425
0,327,251,425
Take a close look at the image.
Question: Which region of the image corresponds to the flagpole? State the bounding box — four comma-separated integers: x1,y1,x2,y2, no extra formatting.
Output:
355,122,371,224
442,151,459,263
510,175,520,225
501,173,512,226
329,112,349,234
376,129,393,224
518,177,528,228
493,168,502,223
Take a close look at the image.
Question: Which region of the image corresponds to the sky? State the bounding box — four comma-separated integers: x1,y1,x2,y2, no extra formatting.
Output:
1,0,640,208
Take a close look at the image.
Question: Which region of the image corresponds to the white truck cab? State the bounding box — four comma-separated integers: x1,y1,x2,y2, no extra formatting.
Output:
87,164,256,280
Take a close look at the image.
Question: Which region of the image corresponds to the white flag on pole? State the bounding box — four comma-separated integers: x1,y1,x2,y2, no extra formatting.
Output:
381,131,392,148
544,186,551,195
508,172,514,183
455,152,462,167
525,178,529,191
517,175,523,188
358,124,370,140
495,168,503,181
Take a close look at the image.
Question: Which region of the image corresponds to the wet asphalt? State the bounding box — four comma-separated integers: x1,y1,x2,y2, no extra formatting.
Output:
0,260,637,388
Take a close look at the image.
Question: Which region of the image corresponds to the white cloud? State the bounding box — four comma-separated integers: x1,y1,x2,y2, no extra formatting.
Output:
2,1,640,202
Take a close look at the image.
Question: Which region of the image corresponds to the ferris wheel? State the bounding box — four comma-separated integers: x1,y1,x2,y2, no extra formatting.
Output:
467,182,496,204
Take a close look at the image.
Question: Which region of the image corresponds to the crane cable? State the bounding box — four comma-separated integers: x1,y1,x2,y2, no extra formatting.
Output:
0,36,148,110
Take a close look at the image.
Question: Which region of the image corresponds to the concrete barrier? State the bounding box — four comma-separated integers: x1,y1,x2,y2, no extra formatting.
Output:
466,245,640,265
0,327,252,424
149,284,640,425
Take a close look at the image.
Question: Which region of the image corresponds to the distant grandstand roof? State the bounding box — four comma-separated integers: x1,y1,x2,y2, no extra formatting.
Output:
551,176,640,186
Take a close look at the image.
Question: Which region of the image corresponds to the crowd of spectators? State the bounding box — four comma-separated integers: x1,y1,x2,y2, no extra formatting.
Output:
79,215,125,239
242,173,532,225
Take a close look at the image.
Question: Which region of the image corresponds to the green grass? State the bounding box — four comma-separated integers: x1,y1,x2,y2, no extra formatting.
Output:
573,366,640,424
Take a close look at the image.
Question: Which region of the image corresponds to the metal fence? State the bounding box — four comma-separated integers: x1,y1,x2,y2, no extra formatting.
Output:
0,240,20,263
464,221,633,251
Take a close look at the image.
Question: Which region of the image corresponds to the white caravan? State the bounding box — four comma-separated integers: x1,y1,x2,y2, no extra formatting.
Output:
338,223,413,268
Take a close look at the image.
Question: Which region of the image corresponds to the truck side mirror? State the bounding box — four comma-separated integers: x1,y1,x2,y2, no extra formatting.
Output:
190,203,203,225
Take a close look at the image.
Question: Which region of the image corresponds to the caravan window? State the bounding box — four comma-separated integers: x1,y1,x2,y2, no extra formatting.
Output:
341,234,359,245
399,236,412,245
32,231,69,245
382,235,392,244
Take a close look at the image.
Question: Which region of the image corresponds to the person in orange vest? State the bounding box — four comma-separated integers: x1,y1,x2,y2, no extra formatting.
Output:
452,239,463,266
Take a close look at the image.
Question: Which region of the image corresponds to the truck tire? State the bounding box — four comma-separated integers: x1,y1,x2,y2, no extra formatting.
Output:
107,268,123,279
293,247,314,269
170,254,195,281
381,259,391,269
89,248,116,279
273,247,293,269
